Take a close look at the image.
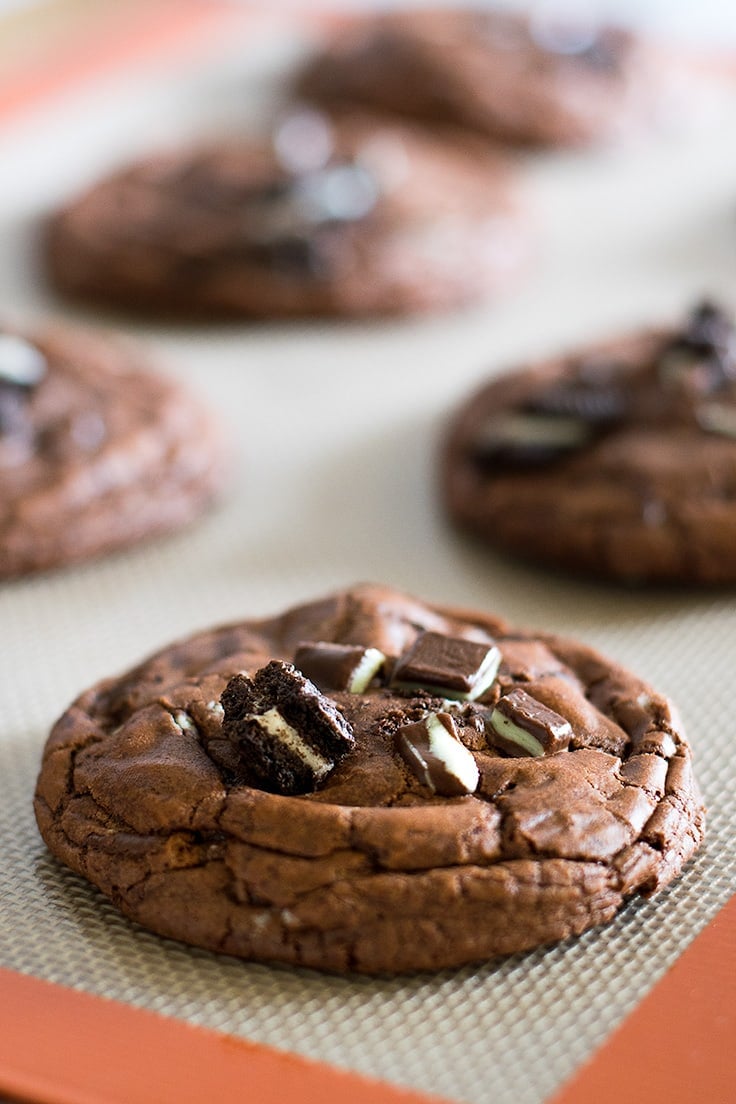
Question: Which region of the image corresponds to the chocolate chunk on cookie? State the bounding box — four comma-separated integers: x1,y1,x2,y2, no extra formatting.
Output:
296,9,677,148
488,689,573,757
0,321,225,577
391,630,501,700
34,585,704,974
294,641,386,693
46,109,526,319
220,662,355,795
442,301,736,584
396,711,479,796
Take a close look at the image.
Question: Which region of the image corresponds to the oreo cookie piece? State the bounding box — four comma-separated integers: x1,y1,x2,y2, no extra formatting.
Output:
220,661,355,794
442,301,736,584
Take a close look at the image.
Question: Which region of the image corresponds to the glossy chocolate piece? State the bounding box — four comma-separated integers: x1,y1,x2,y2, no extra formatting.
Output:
488,688,572,757
220,661,354,794
395,711,479,796
471,411,593,469
294,641,386,692
526,380,628,424
391,631,500,701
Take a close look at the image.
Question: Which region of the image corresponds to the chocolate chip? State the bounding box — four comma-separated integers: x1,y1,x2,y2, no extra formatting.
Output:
395,711,479,796
220,661,354,795
391,631,500,701
487,688,572,757
471,411,593,469
294,641,386,693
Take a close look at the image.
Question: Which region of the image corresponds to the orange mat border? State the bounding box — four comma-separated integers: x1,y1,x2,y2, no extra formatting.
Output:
0,0,245,123
0,966,449,1104
551,893,736,1104
0,894,732,1103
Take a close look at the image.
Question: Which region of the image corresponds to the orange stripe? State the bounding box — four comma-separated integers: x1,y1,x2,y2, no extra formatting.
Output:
0,967,448,1104
0,1,241,123
551,894,736,1104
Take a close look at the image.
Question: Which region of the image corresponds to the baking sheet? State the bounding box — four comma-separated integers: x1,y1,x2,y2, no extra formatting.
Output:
1,7,735,1102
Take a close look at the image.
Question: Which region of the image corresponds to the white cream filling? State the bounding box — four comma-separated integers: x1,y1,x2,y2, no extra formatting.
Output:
252,708,332,780
426,715,479,793
477,413,591,451
348,648,386,693
490,709,544,756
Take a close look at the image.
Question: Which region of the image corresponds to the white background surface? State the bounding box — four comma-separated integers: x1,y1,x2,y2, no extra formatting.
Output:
1,9,736,1103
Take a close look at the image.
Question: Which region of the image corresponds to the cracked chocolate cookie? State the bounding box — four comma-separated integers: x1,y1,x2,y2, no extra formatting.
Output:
46,108,525,319
296,9,669,148
0,321,225,577
442,302,736,584
34,584,704,974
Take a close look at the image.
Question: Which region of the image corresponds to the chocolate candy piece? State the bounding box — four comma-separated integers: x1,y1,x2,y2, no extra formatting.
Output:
659,301,736,389
396,712,479,796
471,411,593,469
220,661,354,795
526,380,627,425
0,333,47,389
487,688,572,757
391,631,500,701
294,641,386,693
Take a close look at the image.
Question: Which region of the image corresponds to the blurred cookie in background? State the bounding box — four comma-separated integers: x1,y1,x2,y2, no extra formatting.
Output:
0,321,226,577
296,6,722,148
45,107,528,319
441,301,736,584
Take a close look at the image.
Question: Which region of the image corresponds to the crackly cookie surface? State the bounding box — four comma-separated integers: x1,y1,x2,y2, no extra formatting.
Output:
296,8,663,148
34,585,704,974
442,302,736,584
46,109,525,319
0,322,225,577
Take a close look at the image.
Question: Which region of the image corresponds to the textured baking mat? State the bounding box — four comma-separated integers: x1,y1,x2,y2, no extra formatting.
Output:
1,4,736,1103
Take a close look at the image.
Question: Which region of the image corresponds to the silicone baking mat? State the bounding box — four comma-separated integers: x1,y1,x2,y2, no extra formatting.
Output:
0,3,735,1102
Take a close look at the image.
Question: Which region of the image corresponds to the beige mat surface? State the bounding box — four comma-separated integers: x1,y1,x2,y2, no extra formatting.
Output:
1,13,735,1103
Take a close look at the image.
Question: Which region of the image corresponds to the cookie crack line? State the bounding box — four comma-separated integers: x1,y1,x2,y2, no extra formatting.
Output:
34,585,704,974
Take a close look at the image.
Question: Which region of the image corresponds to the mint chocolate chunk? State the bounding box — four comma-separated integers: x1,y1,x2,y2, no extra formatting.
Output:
396,711,479,796
526,380,627,425
471,411,593,469
488,688,572,757
391,631,500,701
220,661,354,795
294,641,386,693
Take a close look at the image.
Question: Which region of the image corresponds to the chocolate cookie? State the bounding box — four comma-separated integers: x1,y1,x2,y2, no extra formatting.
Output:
296,9,664,148
34,584,704,974
0,322,225,577
442,301,736,585
46,109,525,319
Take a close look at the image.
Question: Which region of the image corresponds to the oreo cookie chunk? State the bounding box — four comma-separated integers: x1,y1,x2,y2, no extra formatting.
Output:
46,108,526,319
35,585,704,974
220,662,355,795
0,321,225,577
442,301,736,584
296,9,682,148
